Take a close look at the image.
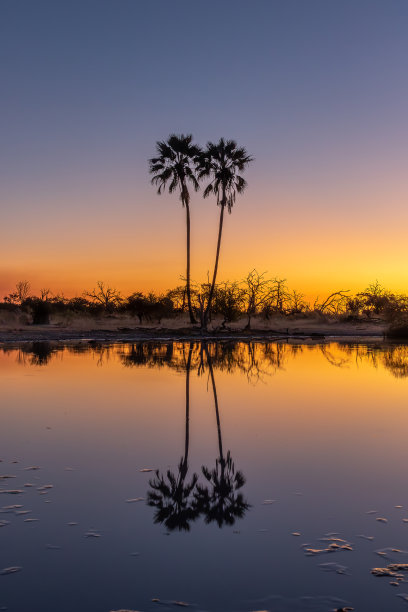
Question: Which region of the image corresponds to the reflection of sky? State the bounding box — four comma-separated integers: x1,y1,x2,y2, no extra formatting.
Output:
1,342,408,610
1,1,408,297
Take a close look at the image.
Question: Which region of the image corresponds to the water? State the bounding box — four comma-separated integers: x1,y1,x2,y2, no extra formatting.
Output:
1,340,408,611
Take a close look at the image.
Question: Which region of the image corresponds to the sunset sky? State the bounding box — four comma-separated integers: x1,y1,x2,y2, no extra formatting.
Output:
1,0,408,300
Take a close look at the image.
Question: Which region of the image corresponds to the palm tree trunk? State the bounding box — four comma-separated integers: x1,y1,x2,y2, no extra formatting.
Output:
185,201,196,324
203,198,226,329
184,343,193,466
205,344,224,461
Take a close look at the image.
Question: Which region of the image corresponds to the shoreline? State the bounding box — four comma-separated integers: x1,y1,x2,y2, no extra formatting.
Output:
0,326,389,345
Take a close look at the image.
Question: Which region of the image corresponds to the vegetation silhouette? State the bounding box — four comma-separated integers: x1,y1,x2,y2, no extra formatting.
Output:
5,278,408,339
147,343,200,531
85,281,122,312
196,139,253,329
149,134,201,325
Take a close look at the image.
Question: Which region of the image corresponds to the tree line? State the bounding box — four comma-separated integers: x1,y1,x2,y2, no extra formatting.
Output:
2,278,408,328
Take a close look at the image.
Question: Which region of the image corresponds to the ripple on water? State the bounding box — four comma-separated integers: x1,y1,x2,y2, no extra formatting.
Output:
246,595,352,612
84,531,101,538
150,599,190,607
37,484,53,491
397,593,408,602
318,562,349,575
1,505,23,511
0,567,22,576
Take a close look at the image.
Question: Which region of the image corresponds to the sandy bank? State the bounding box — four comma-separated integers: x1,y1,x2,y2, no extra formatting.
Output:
0,324,387,345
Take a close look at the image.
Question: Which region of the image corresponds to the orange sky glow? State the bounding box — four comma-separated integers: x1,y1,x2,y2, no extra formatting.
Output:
2,1,408,302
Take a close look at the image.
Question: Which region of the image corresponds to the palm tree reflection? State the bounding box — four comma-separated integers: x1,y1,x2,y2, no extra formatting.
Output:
194,345,250,527
147,343,200,531
147,342,250,531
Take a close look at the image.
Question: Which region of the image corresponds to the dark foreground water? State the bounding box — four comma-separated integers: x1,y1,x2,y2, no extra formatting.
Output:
2,340,408,612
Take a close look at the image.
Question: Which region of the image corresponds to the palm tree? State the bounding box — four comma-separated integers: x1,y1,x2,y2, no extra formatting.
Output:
149,135,201,324
197,139,253,329
147,343,200,530
195,344,250,527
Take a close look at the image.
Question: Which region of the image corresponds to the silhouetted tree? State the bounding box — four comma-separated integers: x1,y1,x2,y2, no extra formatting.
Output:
213,281,245,328
85,281,122,312
66,297,89,313
39,288,51,301
149,135,201,324
150,295,174,323
126,292,150,324
166,285,188,312
4,280,31,305
313,290,350,315
286,289,308,314
23,297,51,324
197,139,253,330
242,270,273,329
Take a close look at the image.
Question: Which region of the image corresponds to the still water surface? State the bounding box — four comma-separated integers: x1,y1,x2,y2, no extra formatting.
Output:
1,340,408,612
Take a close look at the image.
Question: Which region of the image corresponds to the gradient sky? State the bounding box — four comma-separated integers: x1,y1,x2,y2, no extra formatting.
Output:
1,0,408,299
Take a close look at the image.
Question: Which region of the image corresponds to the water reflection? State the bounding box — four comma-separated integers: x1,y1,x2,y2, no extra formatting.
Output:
17,341,55,366
147,344,200,531
3,339,408,379
195,345,250,527
2,338,408,611
147,342,250,531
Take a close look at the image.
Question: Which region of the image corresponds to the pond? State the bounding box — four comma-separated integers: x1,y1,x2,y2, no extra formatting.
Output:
1,340,408,612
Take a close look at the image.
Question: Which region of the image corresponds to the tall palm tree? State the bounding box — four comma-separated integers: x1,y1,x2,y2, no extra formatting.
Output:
147,343,200,530
149,135,201,324
197,139,253,329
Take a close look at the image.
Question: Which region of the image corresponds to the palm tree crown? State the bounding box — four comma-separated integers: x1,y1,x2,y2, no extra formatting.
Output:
149,134,201,204
197,138,253,212
147,461,200,531
195,451,250,528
